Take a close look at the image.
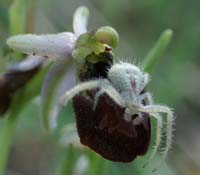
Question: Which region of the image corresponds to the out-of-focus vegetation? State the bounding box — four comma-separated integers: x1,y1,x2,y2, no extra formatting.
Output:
0,0,200,175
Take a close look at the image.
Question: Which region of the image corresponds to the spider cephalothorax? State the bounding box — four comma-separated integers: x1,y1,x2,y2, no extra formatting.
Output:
60,61,174,170
106,62,149,122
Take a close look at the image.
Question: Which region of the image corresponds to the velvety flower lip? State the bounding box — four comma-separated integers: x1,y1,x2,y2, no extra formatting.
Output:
6,6,119,130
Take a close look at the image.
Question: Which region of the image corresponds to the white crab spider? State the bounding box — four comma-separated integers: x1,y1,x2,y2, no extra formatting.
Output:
59,61,174,171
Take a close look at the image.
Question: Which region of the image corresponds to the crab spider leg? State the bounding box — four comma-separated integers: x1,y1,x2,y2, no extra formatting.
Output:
138,73,149,93
93,89,104,110
100,83,125,107
143,113,163,168
140,92,153,104
93,83,125,110
59,80,104,106
132,112,144,125
59,79,124,108
93,83,127,111
140,92,164,168
138,105,174,172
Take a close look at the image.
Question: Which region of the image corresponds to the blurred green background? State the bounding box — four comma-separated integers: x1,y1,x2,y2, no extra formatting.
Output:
0,0,200,175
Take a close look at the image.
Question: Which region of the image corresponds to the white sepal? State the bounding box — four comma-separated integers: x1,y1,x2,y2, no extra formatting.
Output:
7,32,76,59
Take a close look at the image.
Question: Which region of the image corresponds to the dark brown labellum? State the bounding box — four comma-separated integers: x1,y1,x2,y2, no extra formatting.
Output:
73,93,151,162
0,59,42,115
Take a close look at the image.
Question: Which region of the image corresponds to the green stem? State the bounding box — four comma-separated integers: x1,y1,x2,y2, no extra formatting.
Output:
87,153,108,175
142,29,173,73
0,100,22,175
56,146,78,175
0,63,51,175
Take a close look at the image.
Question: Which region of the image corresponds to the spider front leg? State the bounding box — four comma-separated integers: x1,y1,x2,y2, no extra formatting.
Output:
93,89,104,110
93,83,125,110
137,73,149,94
143,113,163,168
131,92,153,125
140,92,154,105
59,79,124,109
138,92,164,168
59,80,105,106
138,105,174,172
136,92,153,123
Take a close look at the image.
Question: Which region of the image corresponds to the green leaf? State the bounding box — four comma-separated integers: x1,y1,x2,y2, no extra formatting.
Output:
87,153,109,175
21,62,52,105
9,0,32,35
56,146,78,175
0,61,51,175
0,3,9,30
142,29,173,73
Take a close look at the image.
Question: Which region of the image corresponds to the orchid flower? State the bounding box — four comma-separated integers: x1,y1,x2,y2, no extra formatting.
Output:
6,6,119,130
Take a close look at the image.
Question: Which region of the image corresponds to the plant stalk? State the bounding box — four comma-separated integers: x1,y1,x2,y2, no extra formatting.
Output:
142,29,173,73
0,101,22,175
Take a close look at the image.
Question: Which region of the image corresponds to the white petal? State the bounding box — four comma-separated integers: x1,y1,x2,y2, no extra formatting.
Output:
7,32,76,59
73,6,89,36
50,66,76,129
41,60,76,130
8,55,44,72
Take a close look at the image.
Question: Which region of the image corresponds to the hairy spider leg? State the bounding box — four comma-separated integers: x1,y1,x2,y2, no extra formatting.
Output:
138,104,174,172
93,89,105,110
59,80,102,106
137,73,149,95
59,79,124,108
140,92,164,168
